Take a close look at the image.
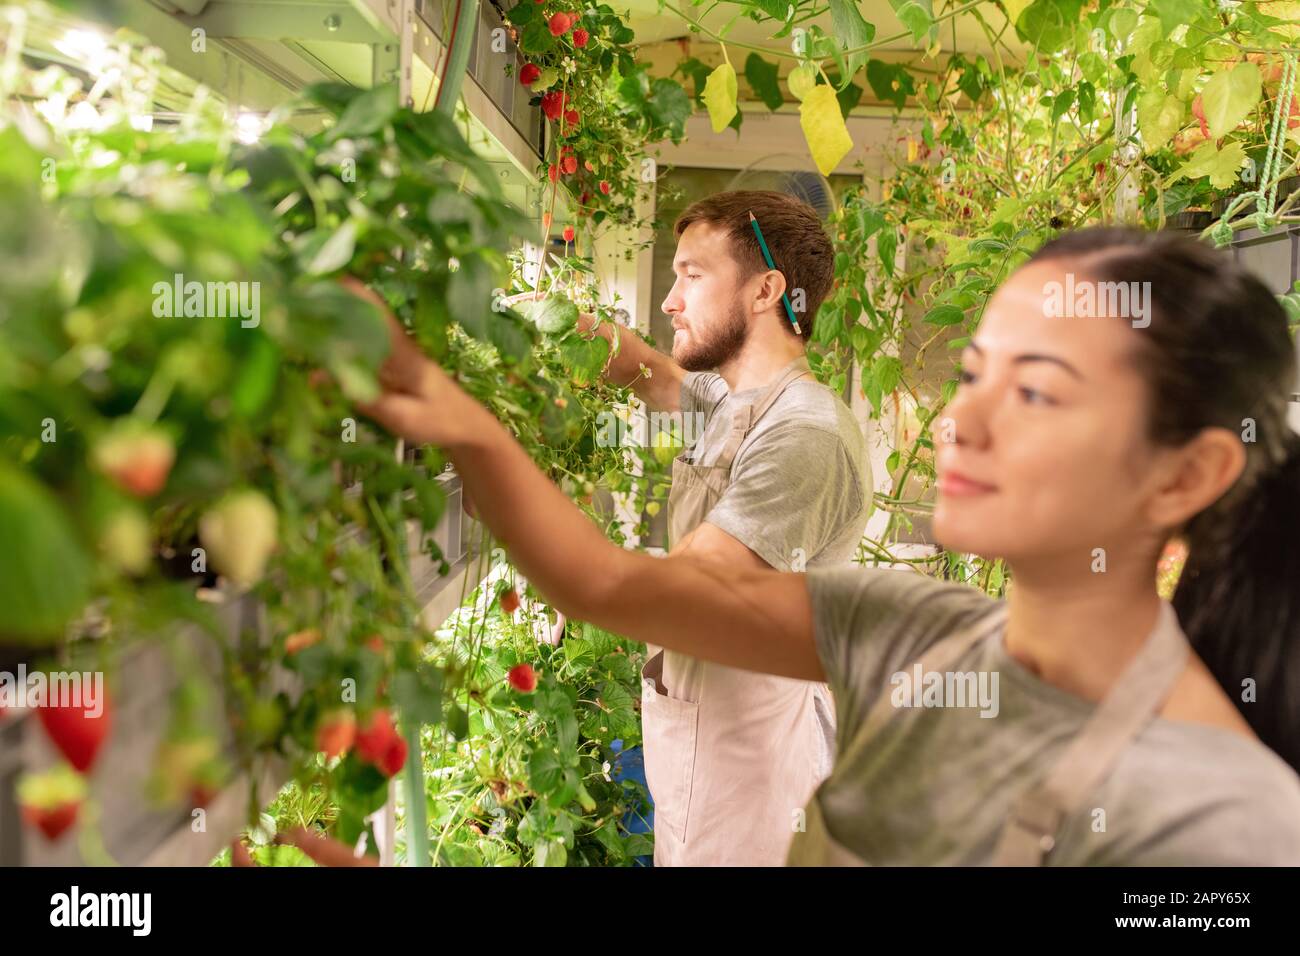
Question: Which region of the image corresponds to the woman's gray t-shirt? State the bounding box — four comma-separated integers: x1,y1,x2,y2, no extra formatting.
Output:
789,566,1300,865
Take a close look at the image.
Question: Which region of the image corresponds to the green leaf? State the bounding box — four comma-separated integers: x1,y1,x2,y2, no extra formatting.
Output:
296,219,358,275
1136,89,1185,152
561,334,609,387
230,333,280,418
1170,140,1248,189
703,61,739,133
799,84,854,176
676,57,712,101
1050,88,1075,123
325,84,399,143
521,295,579,335
866,59,915,110
829,0,875,82
0,463,92,642
447,256,496,339
744,53,785,112
872,355,903,396
646,78,692,142
1015,0,1084,55
1001,0,1032,27
835,79,864,118
1201,62,1261,139
528,747,565,794
1149,0,1204,38
521,19,555,55
923,304,966,326
889,0,934,44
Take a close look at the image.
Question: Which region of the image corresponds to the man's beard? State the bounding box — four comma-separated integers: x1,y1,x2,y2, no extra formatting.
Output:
673,303,749,372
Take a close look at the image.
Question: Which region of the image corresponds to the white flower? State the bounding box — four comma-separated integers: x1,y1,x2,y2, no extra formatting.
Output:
601,760,612,781
563,56,577,75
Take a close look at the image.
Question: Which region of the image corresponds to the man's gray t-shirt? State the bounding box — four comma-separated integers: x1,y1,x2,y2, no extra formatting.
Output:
678,369,870,571
792,566,1300,865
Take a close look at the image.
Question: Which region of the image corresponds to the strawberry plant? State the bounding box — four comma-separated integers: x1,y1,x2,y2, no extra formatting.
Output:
1,1,666,862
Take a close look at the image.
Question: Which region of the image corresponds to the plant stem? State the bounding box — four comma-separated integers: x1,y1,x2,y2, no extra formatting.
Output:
435,0,480,116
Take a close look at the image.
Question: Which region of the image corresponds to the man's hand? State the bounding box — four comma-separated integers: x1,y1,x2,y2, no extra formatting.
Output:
497,287,682,411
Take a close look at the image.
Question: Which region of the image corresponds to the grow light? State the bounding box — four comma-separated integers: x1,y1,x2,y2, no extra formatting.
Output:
52,28,111,75
233,111,266,144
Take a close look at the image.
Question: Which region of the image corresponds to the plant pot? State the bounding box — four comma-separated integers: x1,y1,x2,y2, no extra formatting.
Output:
1167,210,1213,232
1212,176,1300,220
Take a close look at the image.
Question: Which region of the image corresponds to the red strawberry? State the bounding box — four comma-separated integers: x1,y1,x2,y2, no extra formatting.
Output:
22,801,80,841
584,159,594,172
541,90,566,120
563,225,575,243
189,782,219,809
93,423,174,498
561,154,578,174
38,689,112,773
355,709,407,777
548,12,572,36
379,734,407,777
285,628,321,654
547,163,559,182
519,63,541,86
599,180,610,194
564,108,579,127
316,710,357,760
508,663,538,693
573,27,589,47
499,588,520,614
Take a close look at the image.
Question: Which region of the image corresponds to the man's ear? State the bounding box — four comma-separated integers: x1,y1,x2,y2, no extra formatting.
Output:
750,269,787,316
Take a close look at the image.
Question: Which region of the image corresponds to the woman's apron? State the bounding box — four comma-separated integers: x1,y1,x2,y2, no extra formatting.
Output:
642,354,834,866
788,599,1190,865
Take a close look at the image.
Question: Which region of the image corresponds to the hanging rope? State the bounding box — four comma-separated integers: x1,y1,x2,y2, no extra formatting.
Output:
1254,50,1296,232
1212,50,1298,243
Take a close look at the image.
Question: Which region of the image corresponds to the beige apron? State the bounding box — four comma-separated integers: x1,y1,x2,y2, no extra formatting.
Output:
642,355,835,866
788,599,1190,865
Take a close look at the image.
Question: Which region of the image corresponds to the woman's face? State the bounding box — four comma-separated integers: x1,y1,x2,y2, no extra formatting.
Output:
933,259,1164,566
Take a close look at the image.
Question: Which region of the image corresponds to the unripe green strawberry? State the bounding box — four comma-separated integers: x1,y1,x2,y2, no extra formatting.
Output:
99,507,152,576
199,490,278,587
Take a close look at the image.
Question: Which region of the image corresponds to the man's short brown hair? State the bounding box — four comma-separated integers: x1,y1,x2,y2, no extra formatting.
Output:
673,190,834,344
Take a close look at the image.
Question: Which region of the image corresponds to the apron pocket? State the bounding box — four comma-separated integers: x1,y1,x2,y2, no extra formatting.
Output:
641,662,699,847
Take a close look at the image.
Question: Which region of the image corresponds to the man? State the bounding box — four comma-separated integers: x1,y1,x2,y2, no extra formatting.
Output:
516,190,872,865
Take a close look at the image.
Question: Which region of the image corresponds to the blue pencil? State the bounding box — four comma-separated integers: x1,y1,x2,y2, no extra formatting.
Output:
749,210,802,335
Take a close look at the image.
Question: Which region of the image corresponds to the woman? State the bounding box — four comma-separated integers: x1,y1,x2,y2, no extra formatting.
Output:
356,227,1300,865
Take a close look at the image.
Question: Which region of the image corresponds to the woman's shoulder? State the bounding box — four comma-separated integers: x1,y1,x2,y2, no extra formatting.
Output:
1087,722,1300,865
805,565,997,637
803,566,1002,707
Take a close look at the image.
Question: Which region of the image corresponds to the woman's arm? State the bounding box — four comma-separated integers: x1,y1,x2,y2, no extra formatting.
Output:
354,294,823,681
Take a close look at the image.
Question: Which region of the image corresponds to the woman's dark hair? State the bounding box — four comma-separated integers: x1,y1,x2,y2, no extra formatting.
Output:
1030,227,1300,772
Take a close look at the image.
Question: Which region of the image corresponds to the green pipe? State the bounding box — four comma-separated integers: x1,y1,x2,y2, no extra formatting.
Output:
402,0,479,868
435,0,481,117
